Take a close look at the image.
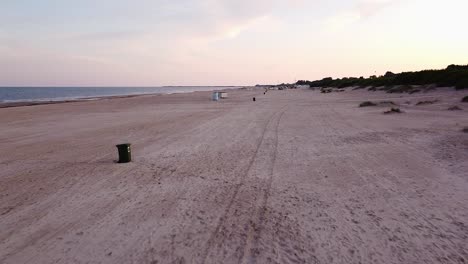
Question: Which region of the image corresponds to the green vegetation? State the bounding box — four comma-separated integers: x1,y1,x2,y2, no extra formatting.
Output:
359,101,377,107
448,106,462,111
379,101,397,105
359,101,396,107
384,108,403,114
416,100,438,106
297,65,468,92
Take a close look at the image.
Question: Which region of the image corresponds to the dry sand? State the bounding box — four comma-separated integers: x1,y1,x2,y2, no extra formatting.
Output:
1,88,468,264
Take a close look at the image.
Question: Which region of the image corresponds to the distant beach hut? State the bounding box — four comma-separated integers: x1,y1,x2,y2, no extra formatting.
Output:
212,92,220,101
220,92,228,99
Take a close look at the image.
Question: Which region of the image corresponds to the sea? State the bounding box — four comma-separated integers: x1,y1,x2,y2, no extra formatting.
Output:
0,86,240,103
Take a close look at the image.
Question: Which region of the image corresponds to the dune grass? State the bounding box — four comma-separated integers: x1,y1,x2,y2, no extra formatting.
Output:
379,101,397,105
448,106,462,111
384,108,403,114
416,100,439,106
359,101,377,107
359,101,397,107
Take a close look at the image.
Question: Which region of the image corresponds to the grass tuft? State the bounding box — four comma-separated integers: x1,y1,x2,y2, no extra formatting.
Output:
359,101,377,107
448,106,462,111
416,100,438,106
379,101,397,106
384,108,403,114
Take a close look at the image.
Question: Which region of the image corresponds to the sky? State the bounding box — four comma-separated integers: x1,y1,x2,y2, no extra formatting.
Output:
1,0,467,86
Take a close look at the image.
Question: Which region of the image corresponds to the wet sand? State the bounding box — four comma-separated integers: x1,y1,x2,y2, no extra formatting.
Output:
1,88,467,263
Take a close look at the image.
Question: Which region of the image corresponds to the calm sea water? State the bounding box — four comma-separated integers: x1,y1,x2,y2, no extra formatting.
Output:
0,86,239,103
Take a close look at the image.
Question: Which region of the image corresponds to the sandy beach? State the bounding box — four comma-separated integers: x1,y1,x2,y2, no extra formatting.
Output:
1,87,468,263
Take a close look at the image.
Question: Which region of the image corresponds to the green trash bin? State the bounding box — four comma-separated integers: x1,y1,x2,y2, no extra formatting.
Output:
116,143,131,163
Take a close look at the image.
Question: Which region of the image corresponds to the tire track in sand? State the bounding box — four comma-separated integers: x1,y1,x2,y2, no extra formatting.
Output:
239,108,287,264
200,107,284,263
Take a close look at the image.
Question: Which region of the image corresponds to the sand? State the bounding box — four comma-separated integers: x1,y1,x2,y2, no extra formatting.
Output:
1,87,467,264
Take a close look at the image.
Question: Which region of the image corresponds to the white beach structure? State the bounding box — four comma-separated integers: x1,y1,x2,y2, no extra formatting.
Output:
212,92,220,101
212,91,228,101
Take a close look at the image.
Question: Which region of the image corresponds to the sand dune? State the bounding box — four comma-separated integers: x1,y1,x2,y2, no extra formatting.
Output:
1,88,467,263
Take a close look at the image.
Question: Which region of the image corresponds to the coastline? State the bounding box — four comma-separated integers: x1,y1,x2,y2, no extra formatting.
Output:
0,86,245,109
0,94,149,109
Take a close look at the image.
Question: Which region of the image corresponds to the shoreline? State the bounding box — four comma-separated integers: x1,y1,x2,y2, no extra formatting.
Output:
0,86,246,109
0,94,151,109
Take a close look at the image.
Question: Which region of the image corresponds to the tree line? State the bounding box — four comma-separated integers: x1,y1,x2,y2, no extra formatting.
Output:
296,64,468,90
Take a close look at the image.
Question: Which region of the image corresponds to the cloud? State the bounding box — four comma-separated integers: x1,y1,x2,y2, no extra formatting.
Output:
194,15,274,42
57,1,283,66
174,0,277,41
54,0,280,56
325,0,399,30
72,30,145,41
0,0,298,85
357,0,396,17
325,11,361,31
